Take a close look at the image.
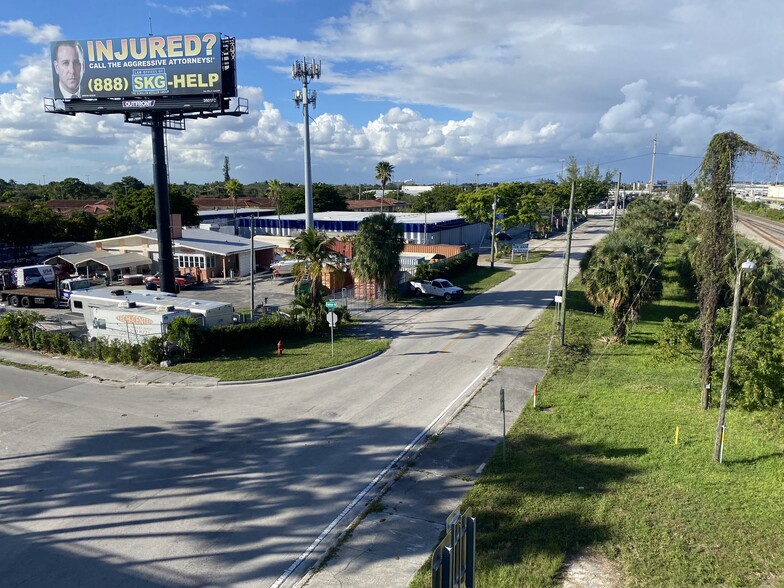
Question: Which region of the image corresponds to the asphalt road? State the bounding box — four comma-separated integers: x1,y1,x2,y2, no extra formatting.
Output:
0,219,613,587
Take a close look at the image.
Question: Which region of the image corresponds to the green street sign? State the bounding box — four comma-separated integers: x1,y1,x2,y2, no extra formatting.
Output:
325,301,337,309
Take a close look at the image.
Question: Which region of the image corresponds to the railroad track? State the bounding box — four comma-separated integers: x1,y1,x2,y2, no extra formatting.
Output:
735,211,784,252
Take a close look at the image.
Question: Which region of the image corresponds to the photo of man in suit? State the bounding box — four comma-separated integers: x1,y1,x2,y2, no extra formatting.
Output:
52,40,84,99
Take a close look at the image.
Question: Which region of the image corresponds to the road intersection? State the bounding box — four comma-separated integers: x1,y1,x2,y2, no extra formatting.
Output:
0,219,613,587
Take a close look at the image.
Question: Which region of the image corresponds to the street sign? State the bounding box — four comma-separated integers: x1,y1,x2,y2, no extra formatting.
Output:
512,243,529,254
326,311,338,327
325,300,337,310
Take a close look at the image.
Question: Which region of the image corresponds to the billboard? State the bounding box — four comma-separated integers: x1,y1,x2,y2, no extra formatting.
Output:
50,33,223,100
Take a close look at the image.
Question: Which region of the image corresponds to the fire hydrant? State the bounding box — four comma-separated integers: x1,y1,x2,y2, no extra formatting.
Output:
277,340,284,356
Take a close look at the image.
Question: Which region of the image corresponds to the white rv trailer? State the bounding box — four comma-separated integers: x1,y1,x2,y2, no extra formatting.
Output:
69,289,234,328
87,303,190,344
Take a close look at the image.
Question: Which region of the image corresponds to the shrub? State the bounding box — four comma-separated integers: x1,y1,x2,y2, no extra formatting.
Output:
140,337,165,365
165,316,208,358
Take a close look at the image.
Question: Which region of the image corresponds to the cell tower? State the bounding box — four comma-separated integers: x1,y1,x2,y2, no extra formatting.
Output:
292,57,321,230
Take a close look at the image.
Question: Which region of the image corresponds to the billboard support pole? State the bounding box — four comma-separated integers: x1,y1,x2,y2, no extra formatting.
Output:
151,112,176,294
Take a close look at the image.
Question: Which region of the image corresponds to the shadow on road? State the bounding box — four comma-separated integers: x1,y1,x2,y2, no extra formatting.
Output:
0,416,422,585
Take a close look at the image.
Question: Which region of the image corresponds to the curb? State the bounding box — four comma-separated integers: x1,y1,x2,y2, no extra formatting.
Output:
217,350,383,386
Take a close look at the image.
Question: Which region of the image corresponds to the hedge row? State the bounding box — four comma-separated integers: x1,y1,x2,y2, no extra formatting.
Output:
0,310,326,367
413,251,478,281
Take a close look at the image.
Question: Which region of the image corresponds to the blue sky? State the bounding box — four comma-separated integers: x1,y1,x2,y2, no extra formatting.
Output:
0,1,782,189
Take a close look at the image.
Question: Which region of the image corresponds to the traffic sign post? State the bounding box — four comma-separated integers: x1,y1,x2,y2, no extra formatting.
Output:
512,243,529,261
500,388,507,463
326,309,337,356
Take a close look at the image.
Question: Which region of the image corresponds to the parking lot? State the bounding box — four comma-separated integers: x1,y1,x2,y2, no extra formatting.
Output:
1,273,298,333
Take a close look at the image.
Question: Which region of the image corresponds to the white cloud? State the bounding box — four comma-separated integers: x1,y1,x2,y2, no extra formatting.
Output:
144,2,232,18
2,2,784,185
0,19,61,44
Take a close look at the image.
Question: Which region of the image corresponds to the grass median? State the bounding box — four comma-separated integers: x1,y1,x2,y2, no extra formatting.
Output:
164,334,389,381
410,247,783,587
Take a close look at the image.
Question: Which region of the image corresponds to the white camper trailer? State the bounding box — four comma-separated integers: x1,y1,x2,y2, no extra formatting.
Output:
87,303,190,344
69,289,234,328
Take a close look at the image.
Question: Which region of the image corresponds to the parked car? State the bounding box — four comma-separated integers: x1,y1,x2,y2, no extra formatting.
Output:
410,278,464,301
143,273,196,290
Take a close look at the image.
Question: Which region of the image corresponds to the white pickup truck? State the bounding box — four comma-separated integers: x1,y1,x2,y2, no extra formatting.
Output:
410,278,464,301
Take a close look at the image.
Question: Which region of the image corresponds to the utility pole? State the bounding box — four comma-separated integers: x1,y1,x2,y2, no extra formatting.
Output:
475,173,481,192
490,192,498,270
249,215,255,316
292,57,321,230
648,135,657,195
713,260,756,462
613,172,621,231
559,182,576,346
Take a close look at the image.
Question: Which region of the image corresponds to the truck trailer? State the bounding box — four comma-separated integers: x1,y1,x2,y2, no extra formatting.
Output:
87,302,190,344
69,289,234,328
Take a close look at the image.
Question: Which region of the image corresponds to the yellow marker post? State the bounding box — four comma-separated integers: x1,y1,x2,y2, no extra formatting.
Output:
674,425,679,445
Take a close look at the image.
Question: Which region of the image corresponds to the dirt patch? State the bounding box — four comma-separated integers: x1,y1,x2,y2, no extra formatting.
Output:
560,551,623,588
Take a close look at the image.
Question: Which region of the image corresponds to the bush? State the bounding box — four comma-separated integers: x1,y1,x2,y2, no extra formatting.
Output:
140,337,164,365
201,314,308,357
414,251,478,281
165,316,208,358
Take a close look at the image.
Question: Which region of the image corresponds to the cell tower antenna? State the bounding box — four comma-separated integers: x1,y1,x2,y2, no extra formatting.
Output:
292,57,321,229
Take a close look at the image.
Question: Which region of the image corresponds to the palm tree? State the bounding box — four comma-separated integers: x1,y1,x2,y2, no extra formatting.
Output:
729,238,784,309
375,161,394,214
225,178,242,235
266,179,283,235
580,231,662,342
290,227,341,309
351,213,405,299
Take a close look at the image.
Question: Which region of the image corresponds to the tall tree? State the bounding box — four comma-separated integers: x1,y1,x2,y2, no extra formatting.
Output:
695,131,778,409
313,182,348,212
266,179,283,233
580,231,663,342
375,161,395,212
222,155,230,182
350,213,405,299
412,185,460,212
225,178,242,235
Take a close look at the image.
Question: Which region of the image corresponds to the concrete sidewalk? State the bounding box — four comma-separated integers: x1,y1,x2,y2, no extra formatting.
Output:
299,366,544,588
0,346,219,387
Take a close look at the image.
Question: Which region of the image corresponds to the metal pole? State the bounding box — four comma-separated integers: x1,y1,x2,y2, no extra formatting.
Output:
250,215,255,316
151,112,176,294
293,58,320,230
559,182,576,346
713,266,744,462
302,81,314,229
648,135,657,194
613,172,621,231
490,193,497,270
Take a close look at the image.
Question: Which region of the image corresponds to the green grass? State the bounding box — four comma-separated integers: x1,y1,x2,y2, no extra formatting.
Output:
0,357,83,379
164,334,389,381
410,244,784,587
500,249,553,265
404,266,515,305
